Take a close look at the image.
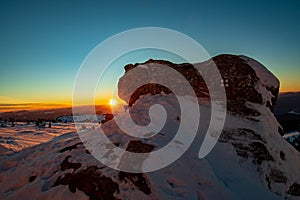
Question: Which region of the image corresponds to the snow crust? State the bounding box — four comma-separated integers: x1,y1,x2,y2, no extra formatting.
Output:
0,94,299,199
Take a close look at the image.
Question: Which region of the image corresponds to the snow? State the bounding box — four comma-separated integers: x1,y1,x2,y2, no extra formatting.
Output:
0,123,76,152
56,115,105,123
240,56,280,107
0,94,300,199
288,110,300,115
209,101,300,199
283,131,300,139
137,64,149,69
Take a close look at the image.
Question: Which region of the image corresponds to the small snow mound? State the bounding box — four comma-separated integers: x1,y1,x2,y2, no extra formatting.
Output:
137,64,148,69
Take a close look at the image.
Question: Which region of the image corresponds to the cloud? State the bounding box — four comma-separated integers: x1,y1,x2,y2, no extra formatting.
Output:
0,96,69,112
0,96,30,104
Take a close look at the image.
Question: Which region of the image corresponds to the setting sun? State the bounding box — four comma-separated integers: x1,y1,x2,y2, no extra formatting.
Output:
109,98,117,106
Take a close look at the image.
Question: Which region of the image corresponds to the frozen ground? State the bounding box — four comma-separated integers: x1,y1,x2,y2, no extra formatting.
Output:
0,123,76,154
0,94,299,199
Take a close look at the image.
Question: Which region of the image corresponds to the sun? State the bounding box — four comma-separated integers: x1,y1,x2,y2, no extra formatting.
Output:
109,98,117,106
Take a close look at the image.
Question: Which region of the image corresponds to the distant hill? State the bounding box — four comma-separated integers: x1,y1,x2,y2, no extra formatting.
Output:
0,105,112,121
274,92,300,133
274,92,300,115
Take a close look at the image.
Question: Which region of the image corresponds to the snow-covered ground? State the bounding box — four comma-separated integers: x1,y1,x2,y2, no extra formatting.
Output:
0,113,114,154
57,115,106,123
0,94,299,199
0,123,76,154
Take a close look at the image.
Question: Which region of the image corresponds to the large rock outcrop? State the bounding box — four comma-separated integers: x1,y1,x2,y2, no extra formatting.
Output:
118,54,280,116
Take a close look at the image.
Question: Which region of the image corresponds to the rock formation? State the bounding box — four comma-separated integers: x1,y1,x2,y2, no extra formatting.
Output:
1,55,299,200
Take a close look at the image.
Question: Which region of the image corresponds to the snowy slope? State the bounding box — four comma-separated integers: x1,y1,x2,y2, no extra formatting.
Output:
0,94,299,199
0,123,76,153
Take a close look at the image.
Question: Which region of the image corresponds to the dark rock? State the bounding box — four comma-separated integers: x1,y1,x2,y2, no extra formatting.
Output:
29,176,37,182
117,141,155,175
118,54,279,116
269,168,287,183
288,182,300,196
59,142,83,153
278,126,284,136
231,143,251,159
52,166,119,199
249,142,274,164
101,114,114,124
213,54,263,105
61,156,82,172
231,141,273,165
220,128,263,142
280,151,286,160
125,140,155,153
118,172,152,195
265,176,271,189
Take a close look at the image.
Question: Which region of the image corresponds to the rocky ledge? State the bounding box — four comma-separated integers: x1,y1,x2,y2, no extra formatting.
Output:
118,54,279,116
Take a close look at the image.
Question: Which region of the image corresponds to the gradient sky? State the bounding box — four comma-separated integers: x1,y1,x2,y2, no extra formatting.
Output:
0,0,299,109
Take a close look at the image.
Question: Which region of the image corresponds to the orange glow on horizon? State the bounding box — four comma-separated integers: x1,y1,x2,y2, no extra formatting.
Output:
1,81,299,114
279,83,300,93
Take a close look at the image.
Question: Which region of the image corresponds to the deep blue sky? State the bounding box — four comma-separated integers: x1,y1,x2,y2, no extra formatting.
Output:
0,0,299,105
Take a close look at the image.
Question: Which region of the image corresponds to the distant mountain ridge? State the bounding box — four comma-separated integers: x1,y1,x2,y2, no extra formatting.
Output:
0,105,112,121
274,92,300,133
275,92,300,116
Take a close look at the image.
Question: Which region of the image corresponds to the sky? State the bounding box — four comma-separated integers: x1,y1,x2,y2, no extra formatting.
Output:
0,0,299,110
